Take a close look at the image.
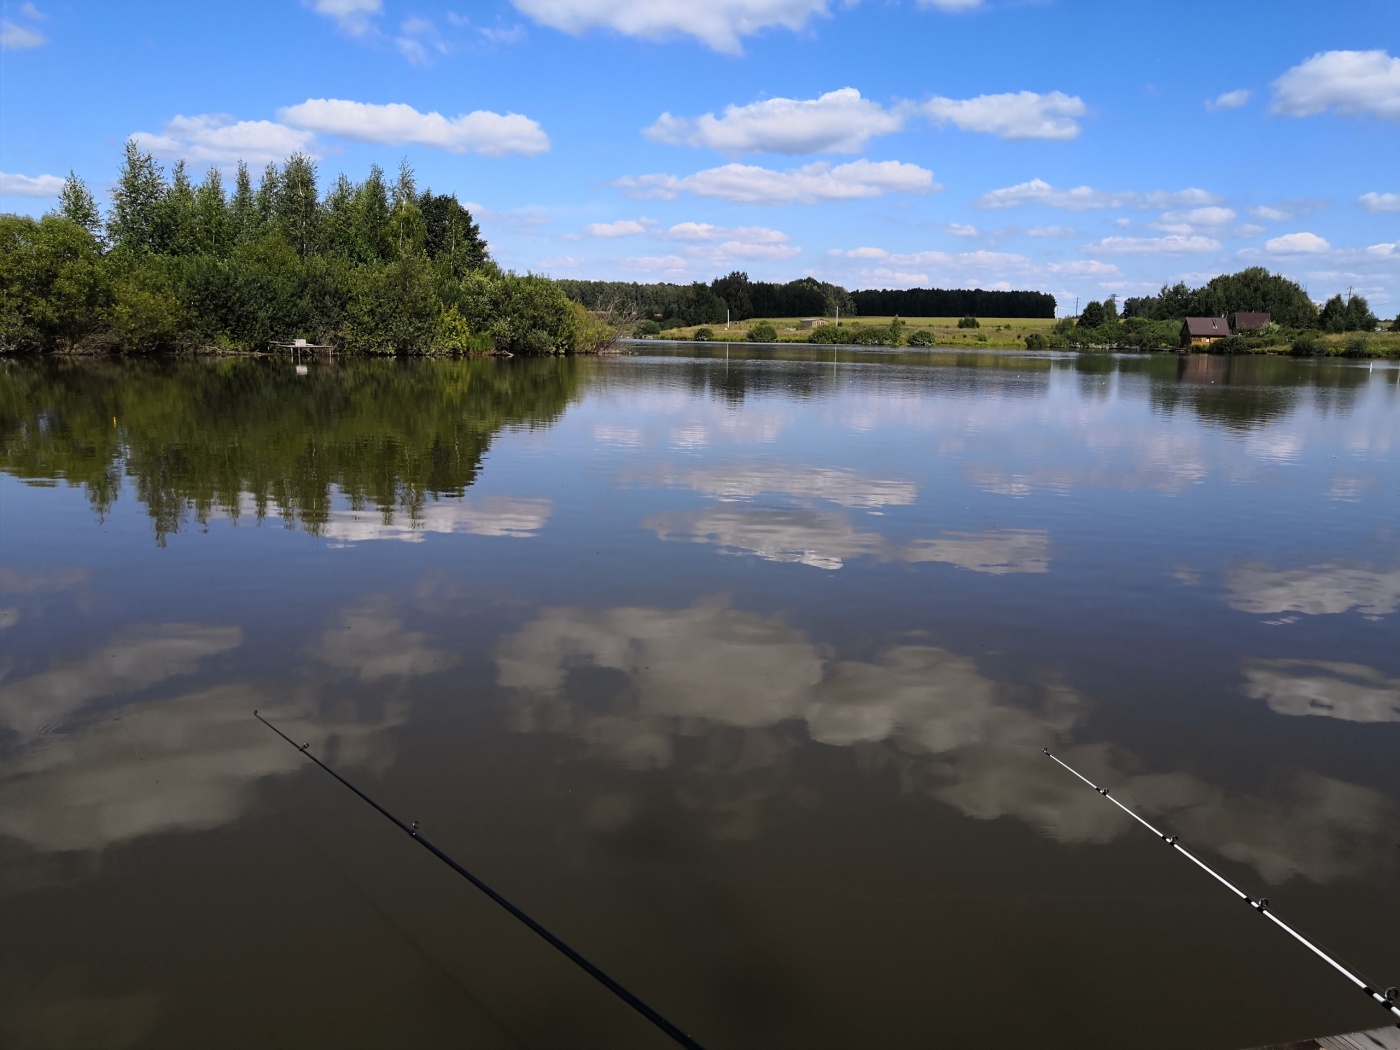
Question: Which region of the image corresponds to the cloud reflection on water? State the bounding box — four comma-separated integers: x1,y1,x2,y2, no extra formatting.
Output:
1224,562,1400,618
497,598,1396,884
0,601,458,855
1242,658,1400,723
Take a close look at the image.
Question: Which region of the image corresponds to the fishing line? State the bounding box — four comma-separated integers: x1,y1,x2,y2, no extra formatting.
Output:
256,711,706,1050
1043,747,1400,1028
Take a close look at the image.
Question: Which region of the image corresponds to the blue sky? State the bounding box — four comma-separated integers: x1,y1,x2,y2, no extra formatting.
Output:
2,0,1397,314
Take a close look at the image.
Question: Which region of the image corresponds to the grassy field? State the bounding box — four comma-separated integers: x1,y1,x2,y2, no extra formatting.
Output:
651,315,1059,348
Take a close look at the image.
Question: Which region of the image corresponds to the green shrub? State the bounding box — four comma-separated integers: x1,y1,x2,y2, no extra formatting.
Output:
1211,335,1250,355
808,324,855,344
693,327,714,341
633,319,661,337
957,316,980,329
747,321,777,342
853,327,892,345
975,333,988,343
907,329,936,347
1290,331,1324,356
1024,332,1048,350
1343,334,1370,357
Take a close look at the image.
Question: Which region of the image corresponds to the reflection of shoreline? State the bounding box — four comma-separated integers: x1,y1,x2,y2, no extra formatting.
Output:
497,598,1396,885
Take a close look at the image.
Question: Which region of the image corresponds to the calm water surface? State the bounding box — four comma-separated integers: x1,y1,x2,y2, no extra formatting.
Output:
1,347,1397,1049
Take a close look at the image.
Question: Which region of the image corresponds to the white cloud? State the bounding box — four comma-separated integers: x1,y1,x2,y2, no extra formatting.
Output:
1159,206,1237,227
131,115,318,166
922,91,1086,141
511,0,833,54
620,254,691,276
665,221,789,243
582,218,653,237
1,18,44,48
645,87,903,155
1271,50,1400,120
1028,225,1076,238
0,171,65,196
396,16,449,65
946,223,979,238
615,158,937,204
1264,231,1331,254
688,239,801,262
306,0,382,35
977,178,1221,212
278,98,550,156
538,255,585,269
1206,88,1252,111
1251,205,1289,222
1081,235,1222,255
1360,192,1400,213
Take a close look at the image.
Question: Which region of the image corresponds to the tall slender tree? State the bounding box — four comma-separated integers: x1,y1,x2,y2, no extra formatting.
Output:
193,167,231,256
277,152,321,257
57,171,104,242
108,140,167,254
163,159,198,255
230,161,257,244
388,159,425,259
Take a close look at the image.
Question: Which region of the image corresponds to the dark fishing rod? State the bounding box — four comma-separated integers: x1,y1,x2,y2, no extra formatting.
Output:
256,712,706,1050
1043,747,1400,1028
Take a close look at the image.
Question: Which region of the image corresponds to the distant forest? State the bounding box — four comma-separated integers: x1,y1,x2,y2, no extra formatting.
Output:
850,287,1056,319
556,273,1057,325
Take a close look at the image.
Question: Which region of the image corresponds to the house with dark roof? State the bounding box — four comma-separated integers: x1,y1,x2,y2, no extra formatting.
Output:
1233,311,1271,331
1181,316,1231,347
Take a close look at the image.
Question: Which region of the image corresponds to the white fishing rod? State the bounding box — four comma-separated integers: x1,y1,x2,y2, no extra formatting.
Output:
1042,747,1400,1028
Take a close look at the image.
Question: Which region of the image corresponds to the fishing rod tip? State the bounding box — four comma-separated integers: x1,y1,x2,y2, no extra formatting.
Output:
1041,747,1050,755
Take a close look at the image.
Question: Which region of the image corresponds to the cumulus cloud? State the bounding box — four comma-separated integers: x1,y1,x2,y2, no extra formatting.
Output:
131,114,318,166
1360,192,1400,213
1264,231,1331,253
582,218,653,237
1271,49,1400,120
0,18,44,49
921,91,1086,141
1082,234,1223,255
645,87,903,155
0,172,65,196
1158,206,1237,228
510,0,834,54
664,221,789,243
615,158,937,204
277,98,550,156
1206,89,1252,111
946,223,979,238
305,0,382,35
1028,225,1076,238
977,178,1221,212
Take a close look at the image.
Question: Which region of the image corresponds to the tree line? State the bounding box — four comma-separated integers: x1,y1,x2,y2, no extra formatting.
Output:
848,287,1056,319
1,144,615,355
555,272,857,327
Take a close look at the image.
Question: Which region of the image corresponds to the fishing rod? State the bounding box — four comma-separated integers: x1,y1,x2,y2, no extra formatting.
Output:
1042,747,1400,1028
255,712,707,1050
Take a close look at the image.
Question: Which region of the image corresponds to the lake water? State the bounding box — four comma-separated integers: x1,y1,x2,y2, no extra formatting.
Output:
1,346,1397,1049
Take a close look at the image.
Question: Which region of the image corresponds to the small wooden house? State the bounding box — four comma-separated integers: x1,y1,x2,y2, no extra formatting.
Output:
1181,317,1230,347
1233,311,1271,331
